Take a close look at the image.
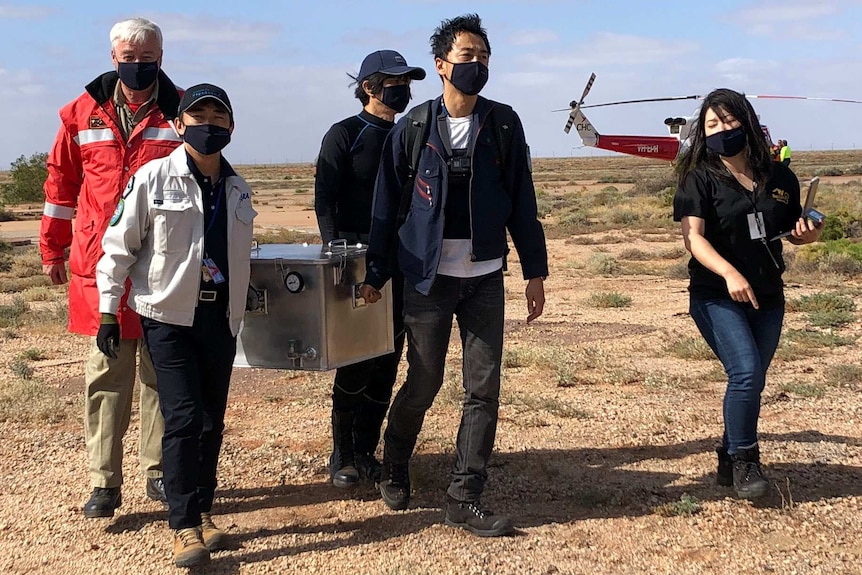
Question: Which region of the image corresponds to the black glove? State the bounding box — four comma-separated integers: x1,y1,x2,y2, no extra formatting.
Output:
96,314,120,359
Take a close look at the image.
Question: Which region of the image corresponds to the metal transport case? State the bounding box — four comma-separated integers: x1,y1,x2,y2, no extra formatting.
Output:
234,242,394,370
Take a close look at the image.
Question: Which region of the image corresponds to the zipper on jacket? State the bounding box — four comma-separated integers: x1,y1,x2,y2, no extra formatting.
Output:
468,110,492,262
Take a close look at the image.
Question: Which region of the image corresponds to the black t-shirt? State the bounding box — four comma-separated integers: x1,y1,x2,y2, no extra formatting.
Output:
672,163,801,308
314,110,395,244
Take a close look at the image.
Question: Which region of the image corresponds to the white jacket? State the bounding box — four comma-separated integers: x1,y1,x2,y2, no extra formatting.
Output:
97,146,257,336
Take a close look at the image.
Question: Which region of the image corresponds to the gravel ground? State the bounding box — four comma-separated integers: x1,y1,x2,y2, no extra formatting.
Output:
1,235,861,575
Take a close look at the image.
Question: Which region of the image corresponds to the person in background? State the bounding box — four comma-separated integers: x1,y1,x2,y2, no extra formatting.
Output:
779,139,792,166
97,84,256,567
314,50,425,489
40,16,181,518
673,89,821,500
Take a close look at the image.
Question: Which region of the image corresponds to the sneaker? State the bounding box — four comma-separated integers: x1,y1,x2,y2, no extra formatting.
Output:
731,445,769,499
146,477,168,506
378,461,410,511
83,487,121,518
356,452,383,483
443,496,514,537
173,527,210,567
716,446,733,487
200,512,227,551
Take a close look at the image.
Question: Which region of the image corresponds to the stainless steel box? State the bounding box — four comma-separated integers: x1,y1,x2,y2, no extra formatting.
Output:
234,242,394,370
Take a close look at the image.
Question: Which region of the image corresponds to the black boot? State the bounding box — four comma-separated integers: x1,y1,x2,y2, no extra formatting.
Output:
731,445,769,499
354,401,388,483
378,460,410,510
330,409,359,488
83,487,122,518
716,446,733,487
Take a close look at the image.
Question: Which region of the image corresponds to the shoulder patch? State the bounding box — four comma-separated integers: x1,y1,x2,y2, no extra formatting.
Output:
109,198,125,226
88,115,106,129
239,191,250,201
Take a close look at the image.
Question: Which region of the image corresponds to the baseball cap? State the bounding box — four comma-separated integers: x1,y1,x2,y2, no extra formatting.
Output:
178,83,233,120
357,50,426,83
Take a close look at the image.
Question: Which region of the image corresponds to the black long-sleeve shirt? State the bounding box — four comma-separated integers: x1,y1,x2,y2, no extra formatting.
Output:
314,109,394,244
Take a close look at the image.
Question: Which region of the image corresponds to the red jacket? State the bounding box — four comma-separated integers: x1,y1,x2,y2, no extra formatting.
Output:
40,70,182,338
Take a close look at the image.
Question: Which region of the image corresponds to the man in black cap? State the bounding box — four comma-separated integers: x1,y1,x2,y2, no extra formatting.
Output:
97,83,257,567
315,50,425,489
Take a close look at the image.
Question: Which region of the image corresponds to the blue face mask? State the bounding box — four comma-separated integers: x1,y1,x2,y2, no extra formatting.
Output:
705,126,747,157
381,84,411,113
117,61,159,91
183,124,231,155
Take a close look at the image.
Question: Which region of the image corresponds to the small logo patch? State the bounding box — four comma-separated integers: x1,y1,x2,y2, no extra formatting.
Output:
771,187,789,204
239,191,250,201
109,199,124,226
89,115,106,129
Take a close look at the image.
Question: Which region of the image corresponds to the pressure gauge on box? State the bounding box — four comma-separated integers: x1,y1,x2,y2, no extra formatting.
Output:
284,271,305,293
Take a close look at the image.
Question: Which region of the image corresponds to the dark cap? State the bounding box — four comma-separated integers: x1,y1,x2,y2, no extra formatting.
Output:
357,50,426,84
178,83,233,120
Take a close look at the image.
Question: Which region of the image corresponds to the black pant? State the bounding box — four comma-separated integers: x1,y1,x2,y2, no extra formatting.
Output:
333,272,405,455
141,303,236,529
383,270,504,502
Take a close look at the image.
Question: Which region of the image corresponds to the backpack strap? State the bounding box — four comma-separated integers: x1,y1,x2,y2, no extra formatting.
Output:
396,100,433,226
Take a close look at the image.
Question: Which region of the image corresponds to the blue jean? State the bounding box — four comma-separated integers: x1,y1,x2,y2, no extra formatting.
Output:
383,270,504,502
689,298,784,454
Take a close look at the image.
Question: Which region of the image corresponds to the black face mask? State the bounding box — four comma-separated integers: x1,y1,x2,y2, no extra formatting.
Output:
447,61,489,96
183,124,231,155
705,126,747,157
380,84,411,113
117,61,159,91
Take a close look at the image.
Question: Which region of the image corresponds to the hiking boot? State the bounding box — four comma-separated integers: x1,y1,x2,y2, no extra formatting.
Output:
716,446,733,487
378,461,410,511
443,496,514,537
173,527,210,567
200,512,226,551
731,445,769,499
356,452,383,483
83,487,121,518
146,477,168,506
330,409,359,488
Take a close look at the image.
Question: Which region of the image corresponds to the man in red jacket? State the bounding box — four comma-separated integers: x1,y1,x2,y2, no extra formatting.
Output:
40,17,182,518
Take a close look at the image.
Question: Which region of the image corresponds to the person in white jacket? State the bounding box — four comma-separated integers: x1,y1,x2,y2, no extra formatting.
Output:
96,83,256,568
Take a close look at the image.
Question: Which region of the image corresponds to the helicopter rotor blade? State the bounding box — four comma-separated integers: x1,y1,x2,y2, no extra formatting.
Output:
746,94,862,104
564,72,596,133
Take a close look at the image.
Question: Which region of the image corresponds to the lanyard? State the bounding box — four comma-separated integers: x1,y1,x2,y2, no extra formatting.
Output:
744,183,780,270
204,179,225,238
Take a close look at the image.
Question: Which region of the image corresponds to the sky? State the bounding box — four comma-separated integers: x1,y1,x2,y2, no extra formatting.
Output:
2,0,862,167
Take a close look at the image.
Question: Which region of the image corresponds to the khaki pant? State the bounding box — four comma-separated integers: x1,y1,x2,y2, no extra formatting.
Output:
84,338,163,488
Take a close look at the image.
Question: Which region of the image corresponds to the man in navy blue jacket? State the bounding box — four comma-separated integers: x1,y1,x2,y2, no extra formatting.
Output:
360,13,548,537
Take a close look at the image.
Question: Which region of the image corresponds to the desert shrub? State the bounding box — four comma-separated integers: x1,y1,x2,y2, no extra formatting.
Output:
814,166,844,177
0,296,28,328
254,228,321,244
786,292,856,313
587,291,632,308
825,364,862,388
628,169,676,197
792,240,862,275
665,260,690,280
609,209,640,225
619,248,652,261
666,336,715,360
586,253,621,275
653,493,703,517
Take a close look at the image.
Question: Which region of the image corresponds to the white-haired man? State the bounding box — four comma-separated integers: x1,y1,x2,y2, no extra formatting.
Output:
40,17,182,518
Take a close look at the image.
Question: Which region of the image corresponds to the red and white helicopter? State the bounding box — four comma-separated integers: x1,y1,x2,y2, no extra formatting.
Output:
559,73,862,163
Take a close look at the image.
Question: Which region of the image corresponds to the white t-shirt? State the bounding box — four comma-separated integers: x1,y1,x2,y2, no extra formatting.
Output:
437,115,503,278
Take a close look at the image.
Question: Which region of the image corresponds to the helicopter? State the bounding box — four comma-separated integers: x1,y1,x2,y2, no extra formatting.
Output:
558,73,862,163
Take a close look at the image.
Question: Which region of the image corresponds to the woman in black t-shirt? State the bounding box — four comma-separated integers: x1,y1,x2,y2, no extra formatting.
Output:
673,88,822,500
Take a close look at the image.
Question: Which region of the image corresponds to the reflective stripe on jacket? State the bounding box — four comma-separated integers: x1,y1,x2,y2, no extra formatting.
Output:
97,146,257,337
40,70,182,337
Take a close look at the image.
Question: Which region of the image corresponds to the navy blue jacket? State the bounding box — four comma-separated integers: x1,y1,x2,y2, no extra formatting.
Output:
365,96,548,295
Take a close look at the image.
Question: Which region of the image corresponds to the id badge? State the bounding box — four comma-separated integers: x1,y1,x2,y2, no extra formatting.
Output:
747,212,765,240
202,258,226,284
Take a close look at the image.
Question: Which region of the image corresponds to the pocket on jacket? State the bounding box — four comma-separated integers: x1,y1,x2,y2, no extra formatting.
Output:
413,165,440,211
152,195,194,253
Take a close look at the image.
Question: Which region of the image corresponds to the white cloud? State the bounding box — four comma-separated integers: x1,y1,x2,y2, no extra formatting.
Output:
0,4,53,19
715,58,781,84
151,14,281,55
731,0,854,38
509,29,558,46
523,32,699,68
